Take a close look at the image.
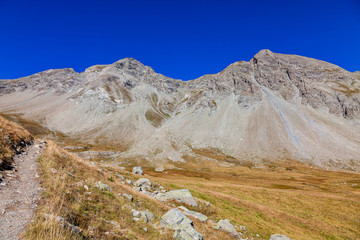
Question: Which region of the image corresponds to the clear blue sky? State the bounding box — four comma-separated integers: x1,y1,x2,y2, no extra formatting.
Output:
1,0,360,80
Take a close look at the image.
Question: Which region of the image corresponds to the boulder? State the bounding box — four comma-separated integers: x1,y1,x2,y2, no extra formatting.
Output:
174,226,204,240
270,234,291,240
132,166,143,175
140,211,155,223
135,178,152,188
214,219,241,239
131,209,154,223
160,208,203,240
155,165,164,172
178,206,207,222
156,189,198,207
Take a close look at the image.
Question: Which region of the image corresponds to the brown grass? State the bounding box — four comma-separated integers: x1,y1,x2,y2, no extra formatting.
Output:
145,110,164,128
143,157,360,240
25,141,242,239
1,113,50,137
0,115,33,170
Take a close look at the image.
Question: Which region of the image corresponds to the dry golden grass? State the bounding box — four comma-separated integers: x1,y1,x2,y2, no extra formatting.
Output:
143,157,360,240
24,141,171,239
0,115,33,169
24,142,236,239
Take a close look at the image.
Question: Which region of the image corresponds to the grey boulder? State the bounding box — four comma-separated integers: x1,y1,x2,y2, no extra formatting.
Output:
160,208,203,240
132,166,143,175
135,178,152,191
178,206,207,222
214,219,241,239
270,234,291,240
156,189,198,207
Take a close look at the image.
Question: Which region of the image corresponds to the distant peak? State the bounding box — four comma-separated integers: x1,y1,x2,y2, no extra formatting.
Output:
253,49,275,59
111,58,149,71
112,57,144,65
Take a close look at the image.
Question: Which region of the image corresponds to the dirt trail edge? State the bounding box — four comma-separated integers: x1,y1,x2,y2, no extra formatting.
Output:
0,141,46,240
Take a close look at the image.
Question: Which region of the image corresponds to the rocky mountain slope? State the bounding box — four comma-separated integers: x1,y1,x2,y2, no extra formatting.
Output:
0,50,360,170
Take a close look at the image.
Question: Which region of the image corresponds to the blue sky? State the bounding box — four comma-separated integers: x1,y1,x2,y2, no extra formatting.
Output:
1,0,359,80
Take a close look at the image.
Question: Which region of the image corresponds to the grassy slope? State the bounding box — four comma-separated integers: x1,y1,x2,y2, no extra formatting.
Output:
144,157,360,240
0,115,33,170
24,141,231,240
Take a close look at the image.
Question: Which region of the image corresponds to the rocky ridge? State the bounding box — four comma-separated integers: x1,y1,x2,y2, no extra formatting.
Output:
0,50,359,170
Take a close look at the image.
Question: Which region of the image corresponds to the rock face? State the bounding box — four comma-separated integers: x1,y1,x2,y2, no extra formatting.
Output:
160,208,203,240
156,189,198,207
269,234,291,240
1,50,360,170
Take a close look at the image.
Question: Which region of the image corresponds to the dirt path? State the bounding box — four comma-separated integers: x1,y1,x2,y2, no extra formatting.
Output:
0,141,46,240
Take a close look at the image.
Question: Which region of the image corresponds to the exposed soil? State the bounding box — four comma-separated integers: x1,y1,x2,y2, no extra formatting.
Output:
0,141,46,240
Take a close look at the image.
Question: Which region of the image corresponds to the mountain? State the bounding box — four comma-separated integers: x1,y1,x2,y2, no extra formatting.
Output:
0,50,360,170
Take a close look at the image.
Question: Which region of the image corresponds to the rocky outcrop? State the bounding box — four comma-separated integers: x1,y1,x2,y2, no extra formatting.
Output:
160,208,203,240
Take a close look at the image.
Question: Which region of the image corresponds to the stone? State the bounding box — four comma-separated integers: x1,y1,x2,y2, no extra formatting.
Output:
131,209,141,217
131,209,154,222
270,234,291,240
140,211,154,223
214,219,241,239
115,174,125,180
123,193,133,201
96,181,110,191
160,208,203,240
156,189,198,207
155,165,164,172
132,166,143,175
135,178,152,188
47,214,82,234
178,206,207,222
